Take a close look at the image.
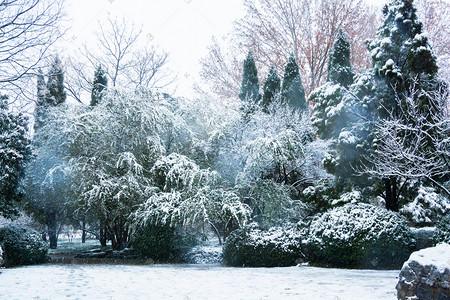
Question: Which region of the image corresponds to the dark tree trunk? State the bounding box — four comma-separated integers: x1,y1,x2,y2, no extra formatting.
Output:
81,220,86,244
47,213,58,249
384,176,399,212
99,224,107,247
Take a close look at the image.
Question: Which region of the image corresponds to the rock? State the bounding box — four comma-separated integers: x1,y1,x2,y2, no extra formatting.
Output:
396,243,450,300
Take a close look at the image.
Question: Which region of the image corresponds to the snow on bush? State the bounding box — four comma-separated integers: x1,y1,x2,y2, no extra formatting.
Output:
400,186,450,226
435,215,450,244
184,245,223,264
306,203,415,269
0,225,48,267
223,224,305,267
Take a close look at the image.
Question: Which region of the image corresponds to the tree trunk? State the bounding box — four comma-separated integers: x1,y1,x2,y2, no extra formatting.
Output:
99,223,107,247
47,213,58,249
384,176,399,212
81,220,86,243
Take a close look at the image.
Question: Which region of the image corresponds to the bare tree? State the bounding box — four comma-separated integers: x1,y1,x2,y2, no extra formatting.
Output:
66,17,171,103
200,0,377,98
364,83,450,199
0,0,64,104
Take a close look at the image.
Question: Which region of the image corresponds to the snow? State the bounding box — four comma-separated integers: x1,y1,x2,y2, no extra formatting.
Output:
0,264,399,300
403,243,450,273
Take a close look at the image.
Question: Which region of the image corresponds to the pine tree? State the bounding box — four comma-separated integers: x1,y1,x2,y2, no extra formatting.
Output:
239,52,260,103
327,30,354,88
262,66,281,109
45,55,66,106
0,96,31,218
91,65,108,106
34,68,47,130
281,55,306,110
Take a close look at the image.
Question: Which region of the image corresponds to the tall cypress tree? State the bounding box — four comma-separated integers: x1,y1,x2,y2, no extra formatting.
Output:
34,68,47,130
262,66,281,109
327,30,354,88
281,54,306,110
239,51,260,103
45,55,66,106
91,65,108,106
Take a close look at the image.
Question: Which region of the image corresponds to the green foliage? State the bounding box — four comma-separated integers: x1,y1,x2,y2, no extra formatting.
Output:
327,30,354,88
281,54,306,110
223,224,304,267
435,215,450,244
262,66,280,109
306,203,415,269
131,223,180,262
239,52,260,103
0,97,31,218
0,225,48,267
45,55,66,106
91,65,108,106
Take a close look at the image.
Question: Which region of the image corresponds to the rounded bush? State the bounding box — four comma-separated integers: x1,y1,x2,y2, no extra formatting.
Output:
223,224,304,267
306,203,415,269
0,225,48,267
131,223,179,262
434,215,450,244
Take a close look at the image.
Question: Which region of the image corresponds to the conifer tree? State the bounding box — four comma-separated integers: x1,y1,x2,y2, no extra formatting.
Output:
262,66,281,109
91,65,108,106
45,55,66,106
0,96,31,218
327,30,354,88
281,55,306,110
34,68,47,130
239,52,260,103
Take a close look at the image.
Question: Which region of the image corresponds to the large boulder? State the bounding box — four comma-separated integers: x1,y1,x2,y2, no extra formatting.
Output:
305,203,415,269
0,225,48,267
396,243,450,300
223,224,305,267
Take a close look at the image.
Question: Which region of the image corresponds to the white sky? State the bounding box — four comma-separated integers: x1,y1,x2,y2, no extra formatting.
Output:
61,0,387,98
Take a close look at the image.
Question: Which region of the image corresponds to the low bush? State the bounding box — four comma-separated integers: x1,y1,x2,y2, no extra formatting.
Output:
131,223,199,262
434,214,450,244
0,225,48,267
223,224,305,267
305,203,415,269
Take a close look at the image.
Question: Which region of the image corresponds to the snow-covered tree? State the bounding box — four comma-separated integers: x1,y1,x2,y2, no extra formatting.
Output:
262,66,281,109
45,55,67,106
281,55,306,110
90,65,108,106
0,97,31,218
34,68,47,131
134,153,250,244
239,52,260,104
327,30,354,88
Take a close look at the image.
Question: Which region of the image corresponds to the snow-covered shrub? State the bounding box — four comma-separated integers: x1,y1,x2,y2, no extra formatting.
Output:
135,153,250,243
0,225,48,267
223,224,305,267
434,215,450,244
400,186,450,226
306,203,415,269
183,245,223,264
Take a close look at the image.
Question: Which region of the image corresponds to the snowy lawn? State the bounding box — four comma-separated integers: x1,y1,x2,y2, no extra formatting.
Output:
0,264,398,300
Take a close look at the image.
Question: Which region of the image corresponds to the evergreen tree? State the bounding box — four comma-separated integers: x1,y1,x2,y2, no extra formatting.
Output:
91,65,108,106
262,66,281,109
281,55,306,110
0,96,31,218
34,68,47,130
239,52,260,103
45,55,66,106
365,0,443,211
327,30,354,88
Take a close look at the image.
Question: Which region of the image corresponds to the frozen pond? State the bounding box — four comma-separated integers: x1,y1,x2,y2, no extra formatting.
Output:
0,264,399,300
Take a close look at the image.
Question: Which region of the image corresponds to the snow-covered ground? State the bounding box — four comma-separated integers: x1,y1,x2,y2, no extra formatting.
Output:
0,264,398,300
